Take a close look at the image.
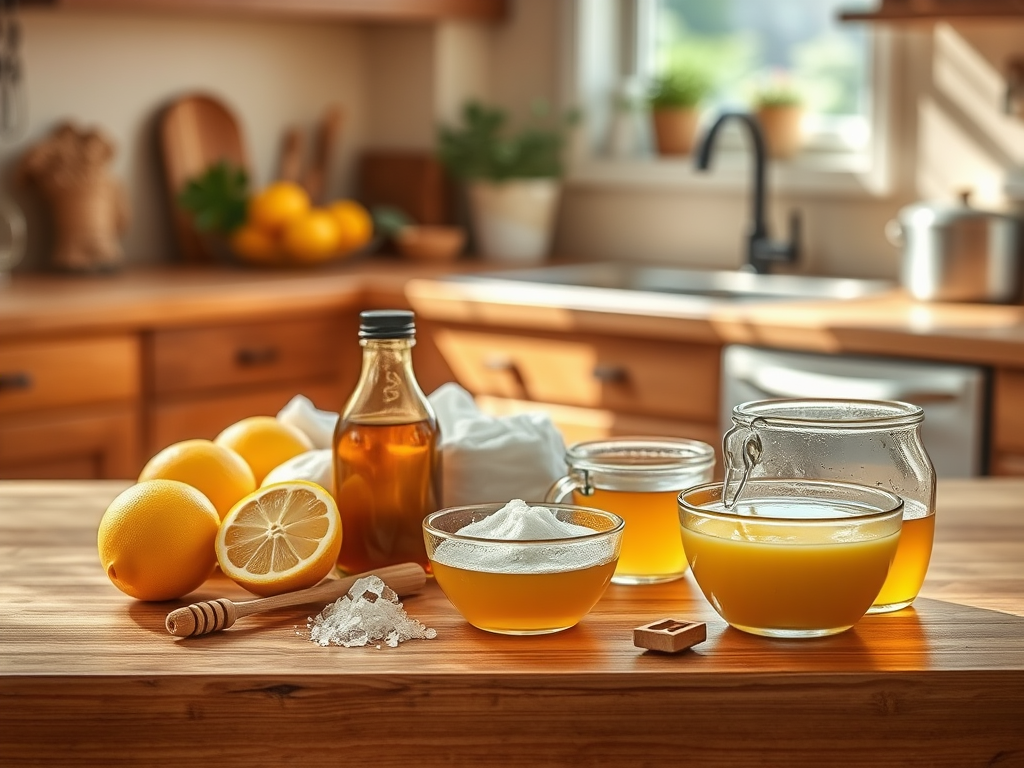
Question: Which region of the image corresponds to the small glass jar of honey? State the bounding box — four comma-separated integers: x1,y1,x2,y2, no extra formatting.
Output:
546,437,715,585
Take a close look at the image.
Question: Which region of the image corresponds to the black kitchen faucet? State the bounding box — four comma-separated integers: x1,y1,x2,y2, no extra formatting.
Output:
695,112,800,275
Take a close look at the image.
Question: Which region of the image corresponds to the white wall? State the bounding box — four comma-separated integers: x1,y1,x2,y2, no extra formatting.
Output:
3,9,366,268
4,1,1023,281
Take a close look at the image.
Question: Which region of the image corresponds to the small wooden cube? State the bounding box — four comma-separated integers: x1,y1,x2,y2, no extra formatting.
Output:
633,618,707,654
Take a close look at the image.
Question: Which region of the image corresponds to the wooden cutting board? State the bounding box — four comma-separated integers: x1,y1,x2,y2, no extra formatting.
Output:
159,93,250,263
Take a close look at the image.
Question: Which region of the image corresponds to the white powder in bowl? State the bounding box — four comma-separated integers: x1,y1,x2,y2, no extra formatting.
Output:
431,499,616,575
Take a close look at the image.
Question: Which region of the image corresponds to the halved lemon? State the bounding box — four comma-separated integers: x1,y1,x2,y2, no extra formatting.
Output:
216,480,342,597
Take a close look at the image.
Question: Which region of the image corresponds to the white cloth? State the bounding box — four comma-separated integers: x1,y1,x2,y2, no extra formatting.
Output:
430,382,567,508
276,384,567,508
277,394,337,449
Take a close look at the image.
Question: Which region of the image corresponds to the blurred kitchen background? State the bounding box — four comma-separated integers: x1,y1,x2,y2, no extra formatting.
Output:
2,0,1023,278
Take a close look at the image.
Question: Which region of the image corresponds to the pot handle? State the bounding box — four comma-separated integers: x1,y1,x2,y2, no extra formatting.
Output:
884,218,903,248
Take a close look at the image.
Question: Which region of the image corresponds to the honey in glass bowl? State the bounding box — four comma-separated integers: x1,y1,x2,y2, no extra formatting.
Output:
423,501,623,635
679,479,904,639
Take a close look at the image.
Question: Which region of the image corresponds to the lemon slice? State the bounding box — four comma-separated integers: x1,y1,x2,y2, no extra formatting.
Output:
216,480,342,597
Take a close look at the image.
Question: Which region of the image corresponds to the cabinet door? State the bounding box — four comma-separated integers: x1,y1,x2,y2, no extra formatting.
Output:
432,326,720,423
991,368,1024,476
0,406,141,480
147,379,345,455
475,395,723,472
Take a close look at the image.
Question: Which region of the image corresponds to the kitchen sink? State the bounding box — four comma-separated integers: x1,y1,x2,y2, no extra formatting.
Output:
445,262,894,307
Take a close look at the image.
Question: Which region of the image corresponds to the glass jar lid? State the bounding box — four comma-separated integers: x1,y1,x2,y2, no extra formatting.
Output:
732,398,924,432
565,437,716,493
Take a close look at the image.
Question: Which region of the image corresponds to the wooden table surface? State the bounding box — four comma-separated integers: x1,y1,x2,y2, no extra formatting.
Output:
1,479,1022,767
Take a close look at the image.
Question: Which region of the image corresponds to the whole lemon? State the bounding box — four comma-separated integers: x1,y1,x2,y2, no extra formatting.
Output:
139,439,256,520
281,209,343,263
248,182,310,233
97,480,220,602
214,416,315,485
229,224,282,265
328,200,373,252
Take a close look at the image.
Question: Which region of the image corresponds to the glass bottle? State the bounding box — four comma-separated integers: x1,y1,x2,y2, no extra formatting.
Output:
722,398,936,613
333,310,441,574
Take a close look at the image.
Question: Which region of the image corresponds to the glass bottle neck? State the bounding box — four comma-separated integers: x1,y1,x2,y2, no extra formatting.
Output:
340,337,435,425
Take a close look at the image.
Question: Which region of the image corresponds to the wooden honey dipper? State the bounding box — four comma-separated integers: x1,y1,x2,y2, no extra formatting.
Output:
165,562,427,638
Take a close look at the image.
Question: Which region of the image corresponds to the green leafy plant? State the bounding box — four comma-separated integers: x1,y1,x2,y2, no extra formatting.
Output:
648,67,714,110
437,101,575,181
177,161,249,235
754,84,803,108
371,205,413,239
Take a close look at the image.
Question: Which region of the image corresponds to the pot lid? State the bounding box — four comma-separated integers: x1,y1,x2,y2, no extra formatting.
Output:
897,192,1023,227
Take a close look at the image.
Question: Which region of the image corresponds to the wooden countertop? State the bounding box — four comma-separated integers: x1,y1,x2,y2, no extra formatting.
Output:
0,257,476,338
4,260,1024,369
2,479,1022,767
405,273,1024,368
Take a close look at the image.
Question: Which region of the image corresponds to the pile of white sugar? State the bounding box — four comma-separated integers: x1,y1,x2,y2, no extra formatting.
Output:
431,499,615,574
306,575,436,648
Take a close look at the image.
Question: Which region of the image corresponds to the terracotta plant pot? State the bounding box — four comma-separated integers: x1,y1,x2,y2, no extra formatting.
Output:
755,105,804,160
651,108,700,156
467,179,560,263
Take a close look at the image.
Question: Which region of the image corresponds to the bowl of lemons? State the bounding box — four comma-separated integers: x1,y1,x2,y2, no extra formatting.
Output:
178,161,375,268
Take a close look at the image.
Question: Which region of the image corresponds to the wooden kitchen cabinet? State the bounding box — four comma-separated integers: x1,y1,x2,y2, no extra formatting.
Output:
990,368,1024,476
142,311,359,456
0,334,142,480
429,322,722,447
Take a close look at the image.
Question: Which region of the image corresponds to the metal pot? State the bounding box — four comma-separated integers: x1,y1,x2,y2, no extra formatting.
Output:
886,197,1024,303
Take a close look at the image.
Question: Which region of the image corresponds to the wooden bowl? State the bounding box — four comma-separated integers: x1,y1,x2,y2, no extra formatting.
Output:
396,226,466,262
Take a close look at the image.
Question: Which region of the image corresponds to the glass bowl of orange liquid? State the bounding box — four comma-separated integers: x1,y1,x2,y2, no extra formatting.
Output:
678,479,904,639
423,502,624,636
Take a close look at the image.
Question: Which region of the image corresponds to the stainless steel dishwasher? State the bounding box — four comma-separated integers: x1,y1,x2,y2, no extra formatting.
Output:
721,345,987,478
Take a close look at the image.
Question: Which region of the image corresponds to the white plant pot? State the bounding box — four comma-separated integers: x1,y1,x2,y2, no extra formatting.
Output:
468,179,561,263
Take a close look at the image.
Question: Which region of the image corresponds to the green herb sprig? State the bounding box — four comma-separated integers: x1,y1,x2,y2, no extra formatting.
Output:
177,161,250,235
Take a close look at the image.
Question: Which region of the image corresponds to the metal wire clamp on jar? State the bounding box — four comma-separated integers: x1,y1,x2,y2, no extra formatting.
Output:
722,399,936,614
546,437,715,585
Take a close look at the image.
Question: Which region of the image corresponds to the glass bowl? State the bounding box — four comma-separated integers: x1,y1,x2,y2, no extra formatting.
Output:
423,502,624,635
678,479,903,639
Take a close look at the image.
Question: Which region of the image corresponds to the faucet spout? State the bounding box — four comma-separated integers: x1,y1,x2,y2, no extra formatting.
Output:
695,111,799,274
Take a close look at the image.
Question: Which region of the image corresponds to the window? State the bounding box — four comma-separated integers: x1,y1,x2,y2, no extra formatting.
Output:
564,0,892,194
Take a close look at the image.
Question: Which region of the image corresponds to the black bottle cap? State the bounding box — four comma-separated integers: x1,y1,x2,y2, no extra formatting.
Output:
359,309,415,339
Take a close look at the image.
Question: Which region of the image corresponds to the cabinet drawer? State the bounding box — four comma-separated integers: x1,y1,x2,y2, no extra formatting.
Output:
148,315,343,396
433,328,720,423
992,368,1024,453
0,335,139,415
0,405,140,480
147,379,346,455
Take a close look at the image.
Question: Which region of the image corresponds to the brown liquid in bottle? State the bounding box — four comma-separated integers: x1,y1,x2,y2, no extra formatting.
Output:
332,310,441,575
334,418,439,574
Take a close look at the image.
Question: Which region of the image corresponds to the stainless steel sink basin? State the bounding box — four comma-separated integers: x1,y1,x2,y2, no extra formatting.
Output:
446,262,893,309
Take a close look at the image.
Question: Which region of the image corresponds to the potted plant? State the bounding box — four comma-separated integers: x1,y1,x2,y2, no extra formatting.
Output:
437,101,572,263
648,66,713,156
753,83,805,160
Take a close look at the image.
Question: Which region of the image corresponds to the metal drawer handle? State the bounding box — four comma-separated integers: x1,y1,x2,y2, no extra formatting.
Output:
0,371,32,391
235,347,280,367
483,356,515,371
592,364,628,384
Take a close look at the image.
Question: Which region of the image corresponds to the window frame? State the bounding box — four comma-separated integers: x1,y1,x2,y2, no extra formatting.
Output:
558,0,896,197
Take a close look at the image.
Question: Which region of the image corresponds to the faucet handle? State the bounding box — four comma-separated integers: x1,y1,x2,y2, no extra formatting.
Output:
787,208,801,260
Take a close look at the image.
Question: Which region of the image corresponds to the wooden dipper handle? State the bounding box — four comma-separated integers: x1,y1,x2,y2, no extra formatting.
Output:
165,562,427,638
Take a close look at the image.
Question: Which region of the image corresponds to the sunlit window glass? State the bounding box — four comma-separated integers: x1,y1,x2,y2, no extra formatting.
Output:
653,0,873,148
